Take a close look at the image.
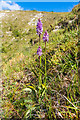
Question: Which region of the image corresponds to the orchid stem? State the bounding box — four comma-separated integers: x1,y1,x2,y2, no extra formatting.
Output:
45,41,46,86
39,34,42,105
44,41,47,109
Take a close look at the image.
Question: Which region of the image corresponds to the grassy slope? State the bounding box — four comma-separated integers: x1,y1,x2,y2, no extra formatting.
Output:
1,4,80,119
1,10,68,75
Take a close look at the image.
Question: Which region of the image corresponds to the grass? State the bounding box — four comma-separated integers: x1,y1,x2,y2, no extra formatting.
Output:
1,4,80,120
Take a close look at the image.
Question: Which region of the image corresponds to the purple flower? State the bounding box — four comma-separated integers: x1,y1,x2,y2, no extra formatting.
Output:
36,19,43,36
37,46,42,56
43,31,49,42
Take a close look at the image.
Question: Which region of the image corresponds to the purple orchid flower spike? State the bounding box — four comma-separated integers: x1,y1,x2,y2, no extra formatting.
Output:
43,31,49,42
36,18,43,36
37,46,42,56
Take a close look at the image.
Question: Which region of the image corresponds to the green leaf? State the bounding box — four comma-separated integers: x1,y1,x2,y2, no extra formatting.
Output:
28,85,37,93
23,88,32,93
25,106,36,118
24,99,33,103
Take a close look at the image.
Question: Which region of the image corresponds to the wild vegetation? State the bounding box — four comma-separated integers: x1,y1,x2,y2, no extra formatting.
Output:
0,4,80,120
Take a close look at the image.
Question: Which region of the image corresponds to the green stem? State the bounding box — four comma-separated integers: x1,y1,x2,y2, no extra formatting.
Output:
39,34,42,104
44,41,47,109
45,41,46,86
40,56,42,85
39,56,42,103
